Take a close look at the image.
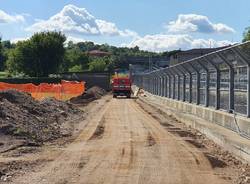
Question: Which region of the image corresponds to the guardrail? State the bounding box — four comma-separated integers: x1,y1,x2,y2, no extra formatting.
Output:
133,41,250,117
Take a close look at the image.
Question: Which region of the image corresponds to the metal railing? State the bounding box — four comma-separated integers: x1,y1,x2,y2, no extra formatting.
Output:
133,41,250,117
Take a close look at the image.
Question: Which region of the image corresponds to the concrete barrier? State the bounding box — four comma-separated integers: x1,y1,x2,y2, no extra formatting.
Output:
140,91,250,162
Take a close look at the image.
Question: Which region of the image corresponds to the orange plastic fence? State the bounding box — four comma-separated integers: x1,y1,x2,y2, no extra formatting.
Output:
0,80,85,101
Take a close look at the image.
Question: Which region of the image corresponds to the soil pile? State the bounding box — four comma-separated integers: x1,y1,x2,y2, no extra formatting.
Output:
0,90,82,146
70,86,106,104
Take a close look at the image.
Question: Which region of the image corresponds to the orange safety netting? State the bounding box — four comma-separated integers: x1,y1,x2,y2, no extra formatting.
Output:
0,80,85,101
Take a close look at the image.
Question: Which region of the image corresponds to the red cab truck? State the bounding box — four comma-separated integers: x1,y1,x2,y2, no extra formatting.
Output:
112,77,132,98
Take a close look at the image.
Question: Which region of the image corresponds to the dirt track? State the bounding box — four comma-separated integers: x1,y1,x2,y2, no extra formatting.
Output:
6,97,236,184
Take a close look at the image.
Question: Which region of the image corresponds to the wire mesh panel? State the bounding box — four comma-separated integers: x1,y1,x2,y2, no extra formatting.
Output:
234,66,247,115
209,71,217,107
200,72,206,105
220,69,229,111
192,73,197,104
133,41,250,118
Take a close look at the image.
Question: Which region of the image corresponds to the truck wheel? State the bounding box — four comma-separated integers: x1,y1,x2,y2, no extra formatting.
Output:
126,94,131,98
113,94,117,98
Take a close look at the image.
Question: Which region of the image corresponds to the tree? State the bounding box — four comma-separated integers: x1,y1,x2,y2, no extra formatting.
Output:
2,40,13,49
88,58,107,72
7,31,66,77
243,27,250,42
64,47,89,72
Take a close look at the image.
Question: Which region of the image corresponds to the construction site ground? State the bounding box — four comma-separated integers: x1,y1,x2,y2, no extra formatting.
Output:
0,94,250,184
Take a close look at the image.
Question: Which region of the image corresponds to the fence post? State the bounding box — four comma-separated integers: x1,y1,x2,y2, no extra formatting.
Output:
197,73,200,105
177,75,181,100
216,70,221,110
248,66,250,117
166,75,168,97
189,74,193,103
168,75,172,98
172,75,176,99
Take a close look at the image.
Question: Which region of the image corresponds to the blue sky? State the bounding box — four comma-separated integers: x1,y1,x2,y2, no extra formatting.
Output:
0,0,249,52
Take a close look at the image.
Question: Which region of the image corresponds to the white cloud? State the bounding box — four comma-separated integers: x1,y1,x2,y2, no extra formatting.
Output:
166,14,235,34
66,36,86,43
127,34,233,52
0,10,25,23
11,35,94,45
26,4,137,37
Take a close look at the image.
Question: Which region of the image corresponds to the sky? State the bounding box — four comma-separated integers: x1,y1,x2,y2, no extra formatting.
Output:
0,0,249,52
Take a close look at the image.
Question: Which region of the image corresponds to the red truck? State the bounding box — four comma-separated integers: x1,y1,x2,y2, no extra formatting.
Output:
112,77,132,98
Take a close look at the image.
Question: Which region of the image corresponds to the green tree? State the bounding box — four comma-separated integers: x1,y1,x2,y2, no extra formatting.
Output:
88,58,107,72
64,47,89,72
68,65,83,72
7,31,66,77
243,27,250,42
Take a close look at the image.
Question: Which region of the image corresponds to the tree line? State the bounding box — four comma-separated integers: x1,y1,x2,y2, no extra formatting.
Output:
0,28,250,78
0,32,165,78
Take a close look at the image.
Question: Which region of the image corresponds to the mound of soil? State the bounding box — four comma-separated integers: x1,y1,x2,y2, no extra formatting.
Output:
70,86,106,104
0,90,82,146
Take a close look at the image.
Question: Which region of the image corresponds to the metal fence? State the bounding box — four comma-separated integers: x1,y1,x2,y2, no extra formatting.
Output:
133,41,250,117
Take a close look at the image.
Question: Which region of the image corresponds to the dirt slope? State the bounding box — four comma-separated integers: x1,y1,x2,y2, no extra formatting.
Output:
70,86,107,104
6,97,243,184
0,90,82,152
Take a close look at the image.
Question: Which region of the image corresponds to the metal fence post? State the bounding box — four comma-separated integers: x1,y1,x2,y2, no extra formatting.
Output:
172,74,176,99
153,76,156,95
248,66,250,117
156,76,159,95
168,74,172,98
189,63,200,105
177,75,181,100
216,71,221,110
158,75,161,96
161,74,165,97
165,75,168,97
189,74,193,103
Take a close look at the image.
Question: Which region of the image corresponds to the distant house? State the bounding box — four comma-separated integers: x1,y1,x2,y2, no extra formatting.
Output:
169,46,230,66
87,50,111,57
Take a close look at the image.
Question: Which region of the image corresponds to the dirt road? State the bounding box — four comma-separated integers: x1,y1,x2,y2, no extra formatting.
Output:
9,98,232,184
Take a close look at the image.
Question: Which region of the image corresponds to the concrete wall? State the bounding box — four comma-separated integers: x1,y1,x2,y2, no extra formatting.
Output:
140,91,250,162
61,72,111,91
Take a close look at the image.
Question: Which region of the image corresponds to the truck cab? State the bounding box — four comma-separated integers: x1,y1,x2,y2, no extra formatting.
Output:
112,77,132,98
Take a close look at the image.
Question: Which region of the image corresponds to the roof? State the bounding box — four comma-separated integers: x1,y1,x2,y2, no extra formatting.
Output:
87,50,111,56
175,46,230,56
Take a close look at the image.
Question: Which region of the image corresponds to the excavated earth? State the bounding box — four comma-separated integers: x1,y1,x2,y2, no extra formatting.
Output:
70,86,107,104
0,90,82,148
